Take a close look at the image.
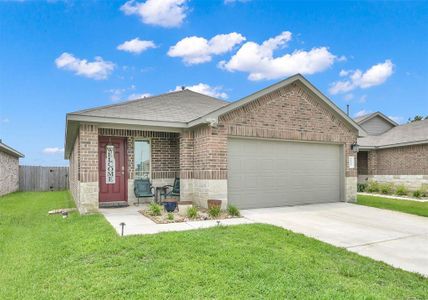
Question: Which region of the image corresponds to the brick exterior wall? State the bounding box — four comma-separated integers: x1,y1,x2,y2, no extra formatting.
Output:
68,124,99,213
367,144,428,175
69,134,79,203
181,81,358,205
0,151,19,196
179,130,194,179
219,81,358,177
79,124,98,182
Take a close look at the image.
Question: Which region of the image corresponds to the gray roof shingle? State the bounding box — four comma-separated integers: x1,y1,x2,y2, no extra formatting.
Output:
358,119,428,148
354,112,377,124
71,90,228,123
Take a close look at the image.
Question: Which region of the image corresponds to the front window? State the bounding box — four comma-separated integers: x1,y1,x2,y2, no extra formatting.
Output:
134,140,151,178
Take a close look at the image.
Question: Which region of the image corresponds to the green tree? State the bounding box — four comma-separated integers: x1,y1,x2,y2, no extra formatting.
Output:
408,115,428,123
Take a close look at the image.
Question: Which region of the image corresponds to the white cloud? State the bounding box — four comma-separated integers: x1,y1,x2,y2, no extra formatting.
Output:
337,55,347,62
128,93,152,100
174,83,228,99
343,93,354,101
0,117,9,124
359,95,367,103
339,69,350,77
354,109,371,118
168,33,246,64
388,116,404,124
107,85,151,102
117,38,156,54
121,0,187,28
224,0,251,4
107,88,127,102
219,31,337,80
43,147,64,154
329,60,394,94
55,52,115,80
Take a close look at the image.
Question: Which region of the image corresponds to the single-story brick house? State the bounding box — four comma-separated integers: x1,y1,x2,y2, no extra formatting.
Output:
64,74,366,214
356,112,428,189
0,140,24,196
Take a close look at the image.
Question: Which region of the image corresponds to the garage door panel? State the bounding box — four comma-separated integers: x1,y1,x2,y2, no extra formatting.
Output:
228,138,342,209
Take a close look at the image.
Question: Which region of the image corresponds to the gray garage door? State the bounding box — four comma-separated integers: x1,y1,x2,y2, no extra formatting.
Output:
228,138,342,209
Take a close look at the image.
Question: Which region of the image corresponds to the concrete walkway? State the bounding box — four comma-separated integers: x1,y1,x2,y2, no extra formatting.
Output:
241,203,428,277
100,205,254,236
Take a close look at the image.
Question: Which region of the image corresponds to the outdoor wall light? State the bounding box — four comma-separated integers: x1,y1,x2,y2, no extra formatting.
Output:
351,143,360,153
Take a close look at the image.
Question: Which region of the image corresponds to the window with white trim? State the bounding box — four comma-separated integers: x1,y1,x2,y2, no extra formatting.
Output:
134,140,151,178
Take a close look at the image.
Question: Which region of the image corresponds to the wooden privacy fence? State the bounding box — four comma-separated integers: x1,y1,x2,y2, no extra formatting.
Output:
19,166,69,192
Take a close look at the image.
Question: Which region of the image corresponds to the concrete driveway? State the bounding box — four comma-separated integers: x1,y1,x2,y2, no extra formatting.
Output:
241,203,428,276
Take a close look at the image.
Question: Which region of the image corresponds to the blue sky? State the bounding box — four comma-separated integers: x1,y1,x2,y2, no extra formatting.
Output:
0,0,427,166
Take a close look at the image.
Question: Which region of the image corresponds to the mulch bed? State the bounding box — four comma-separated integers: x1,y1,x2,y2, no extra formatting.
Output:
139,208,238,224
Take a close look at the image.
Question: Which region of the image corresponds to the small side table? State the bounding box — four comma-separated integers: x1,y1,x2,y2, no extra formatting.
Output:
155,186,168,203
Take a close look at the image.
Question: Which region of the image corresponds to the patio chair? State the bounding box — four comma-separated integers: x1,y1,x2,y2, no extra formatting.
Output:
161,177,180,200
134,178,154,205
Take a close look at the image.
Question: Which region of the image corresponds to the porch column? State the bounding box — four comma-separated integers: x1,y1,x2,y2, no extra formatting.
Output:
77,124,99,214
179,130,194,201
191,125,228,208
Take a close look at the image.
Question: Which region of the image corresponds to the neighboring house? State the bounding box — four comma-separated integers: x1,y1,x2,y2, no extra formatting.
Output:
64,74,366,214
356,112,428,189
0,140,24,196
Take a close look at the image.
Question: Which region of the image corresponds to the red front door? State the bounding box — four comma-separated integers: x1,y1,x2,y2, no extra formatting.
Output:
99,137,127,203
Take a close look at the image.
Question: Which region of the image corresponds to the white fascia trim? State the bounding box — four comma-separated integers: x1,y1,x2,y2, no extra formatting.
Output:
358,112,399,127
359,139,428,150
0,142,24,158
67,114,187,129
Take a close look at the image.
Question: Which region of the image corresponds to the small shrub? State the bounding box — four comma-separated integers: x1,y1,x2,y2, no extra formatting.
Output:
187,206,198,219
366,180,380,193
357,183,367,192
420,184,428,197
167,213,174,221
148,202,162,216
395,184,408,196
412,190,422,198
379,183,394,195
208,206,221,218
227,204,240,217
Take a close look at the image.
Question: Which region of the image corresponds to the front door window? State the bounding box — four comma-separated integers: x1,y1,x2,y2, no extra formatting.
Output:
134,140,151,178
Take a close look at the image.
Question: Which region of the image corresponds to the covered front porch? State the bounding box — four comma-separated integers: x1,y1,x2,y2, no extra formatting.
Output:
99,127,181,206
69,123,227,214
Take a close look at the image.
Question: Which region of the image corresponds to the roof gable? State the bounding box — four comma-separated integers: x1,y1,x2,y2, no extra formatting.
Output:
354,111,398,127
358,115,396,136
358,119,428,148
188,74,367,137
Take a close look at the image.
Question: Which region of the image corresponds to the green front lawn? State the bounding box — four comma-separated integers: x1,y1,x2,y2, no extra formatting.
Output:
1,192,427,299
357,194,428,218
